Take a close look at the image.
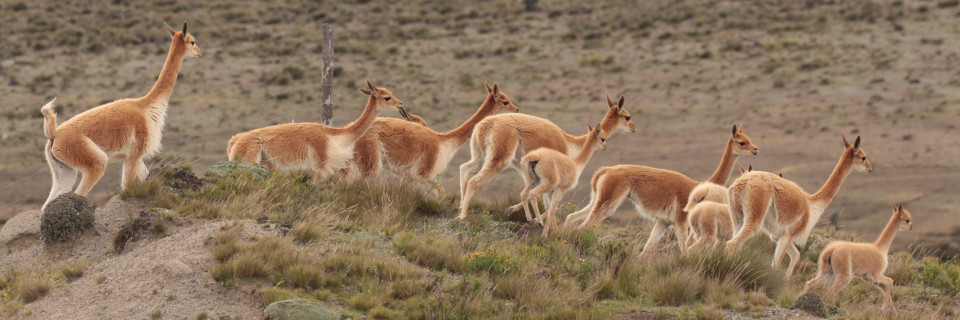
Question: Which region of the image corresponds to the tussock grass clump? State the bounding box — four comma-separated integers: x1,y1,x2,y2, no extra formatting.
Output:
291,219,326,243
638,241,786,306
259,287,296,306
392,232,464,272
56,260,90,281
15,275,51,303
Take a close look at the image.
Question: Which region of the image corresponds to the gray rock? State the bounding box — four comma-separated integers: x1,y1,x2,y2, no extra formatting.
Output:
791,293,828,318
160,260,193,277
264,299,340,320
0,210,42,245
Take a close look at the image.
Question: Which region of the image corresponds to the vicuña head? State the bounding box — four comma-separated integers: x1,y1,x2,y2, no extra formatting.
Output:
842,134,872,173
485,82,520,113
732,124,759,155
164,21,200,59
599,94,635,136
359,81,404,113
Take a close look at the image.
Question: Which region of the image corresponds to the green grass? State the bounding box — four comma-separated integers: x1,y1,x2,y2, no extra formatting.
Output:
112,161,954,319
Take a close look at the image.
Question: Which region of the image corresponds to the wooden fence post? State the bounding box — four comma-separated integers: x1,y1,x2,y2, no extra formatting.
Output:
320,24,334,125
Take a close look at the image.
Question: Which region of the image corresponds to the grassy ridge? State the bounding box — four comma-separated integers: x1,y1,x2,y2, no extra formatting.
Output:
112,161,960,319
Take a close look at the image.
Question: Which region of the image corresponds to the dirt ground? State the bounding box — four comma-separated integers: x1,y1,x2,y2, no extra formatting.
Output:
1,0,958,252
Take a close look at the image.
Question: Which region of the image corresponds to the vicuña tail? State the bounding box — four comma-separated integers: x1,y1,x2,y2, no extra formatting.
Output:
40,98,57,140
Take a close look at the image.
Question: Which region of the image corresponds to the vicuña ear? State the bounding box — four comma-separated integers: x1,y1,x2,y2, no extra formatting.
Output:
585,121,594,132
399,107,411,121
842,134,851,149
606,94,615,108
492,83,499,97
359,88,372,95
738,124,744,133
182,21,188,35
366,81,378,97
748,164,753,172
732,124,738,137
485,81,493,93
617,95,625,111
852,135,861,153
897,203,904,215
164,22,177,37
739,164,746,174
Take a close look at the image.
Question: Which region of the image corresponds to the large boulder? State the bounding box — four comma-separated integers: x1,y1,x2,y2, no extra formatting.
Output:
41,193,95,243
264,299,340,320
0,210,42,245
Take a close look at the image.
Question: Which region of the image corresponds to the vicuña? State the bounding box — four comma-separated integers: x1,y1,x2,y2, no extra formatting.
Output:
563,125,758,257
41,22,200,210
350,83,517,195
725,135,871,276
227,81,404,178
801,203,912,313
458,95,635,221
519,121,607,236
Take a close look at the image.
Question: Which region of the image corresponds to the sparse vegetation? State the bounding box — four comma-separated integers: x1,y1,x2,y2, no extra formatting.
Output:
1,0,958,318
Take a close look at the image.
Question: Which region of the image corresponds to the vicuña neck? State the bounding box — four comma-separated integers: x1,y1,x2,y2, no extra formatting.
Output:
142,36,187,104
873,210,901,253
441,94,498,145
809,151,853,206
572,134,600,171
335,94,380,142
705,137,739,185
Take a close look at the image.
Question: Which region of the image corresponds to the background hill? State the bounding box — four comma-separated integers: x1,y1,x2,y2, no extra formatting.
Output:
2,0,959,253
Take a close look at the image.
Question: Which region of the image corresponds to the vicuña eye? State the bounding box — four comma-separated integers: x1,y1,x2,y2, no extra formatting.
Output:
906,220,910,223
502,101,509,106
191,41,195,45
739,142,746,146
861,157,866,161
625,116,631,121
385,97,392,101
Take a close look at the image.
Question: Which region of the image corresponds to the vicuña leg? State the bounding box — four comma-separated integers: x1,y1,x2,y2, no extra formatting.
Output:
541,190,565,237
639,221,670,258
574,179,630,229
784,240,802,276
121,157,148,189
43,144,79,210
457,138,517,221
726,190,772,252
72,140,109,196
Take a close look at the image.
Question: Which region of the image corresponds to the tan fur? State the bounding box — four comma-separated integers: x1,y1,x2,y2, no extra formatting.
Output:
349,83,518,195
41,22,200,210
457,94,636,221
684,166,756,249
683,182,733,249
801,204,912,313
227,82,404,178
725,135,872,276
519,122,606,236
563,125,758,257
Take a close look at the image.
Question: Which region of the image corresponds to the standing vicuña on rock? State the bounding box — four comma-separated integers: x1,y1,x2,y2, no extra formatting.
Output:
519,121,606,236
725,135,872,276
801,203,912,313
563,125,758,257
349,83,518,195
227,81,404,178
40,22,200,210
457,94,636,221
